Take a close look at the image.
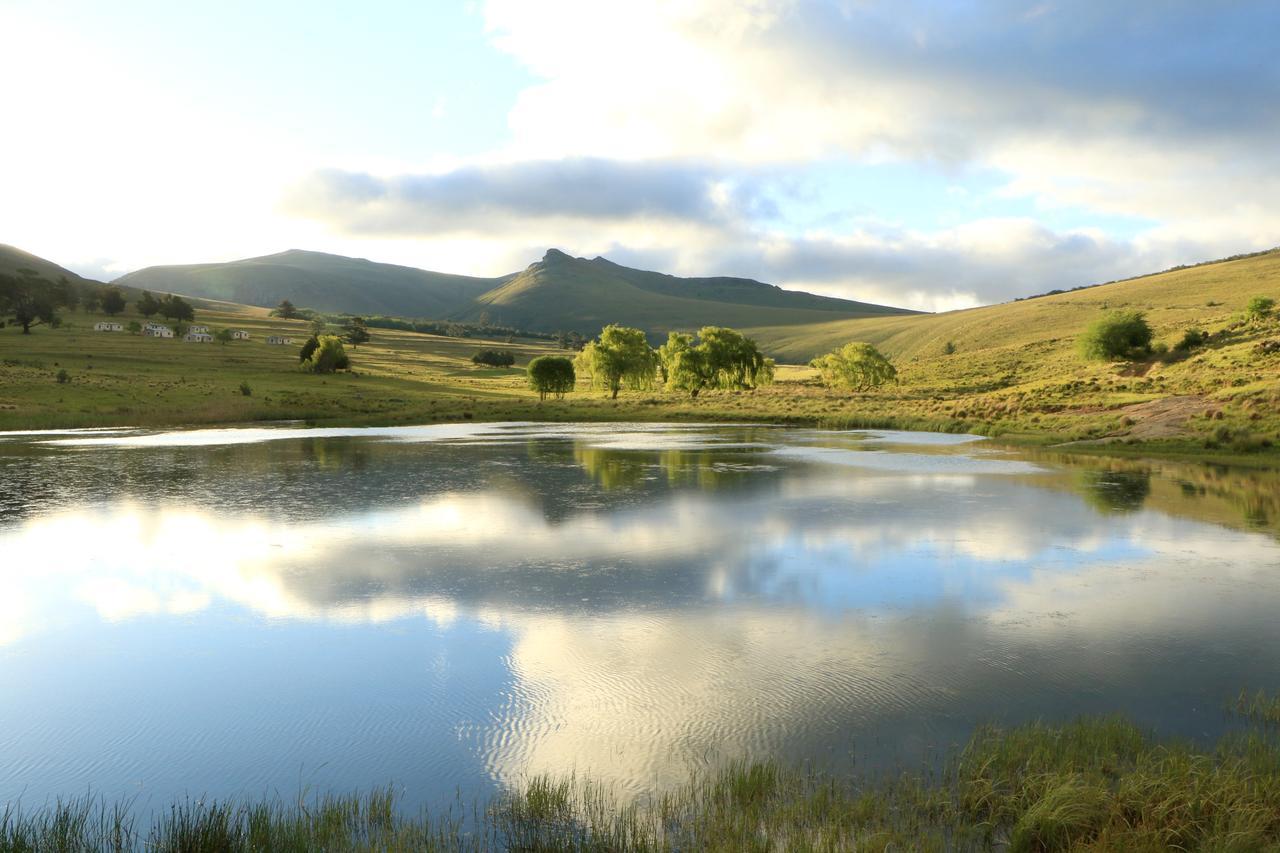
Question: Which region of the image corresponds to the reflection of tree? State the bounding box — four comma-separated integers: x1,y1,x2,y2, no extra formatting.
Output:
1077,468,1152,514
573,444,648,491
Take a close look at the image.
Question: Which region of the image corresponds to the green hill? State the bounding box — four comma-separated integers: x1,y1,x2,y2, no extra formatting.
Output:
749,249,1280,365
115,249,504,318
0,243,105,288
115,247,914,336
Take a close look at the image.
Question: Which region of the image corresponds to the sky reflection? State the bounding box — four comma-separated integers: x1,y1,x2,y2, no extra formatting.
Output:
1,423,1279,807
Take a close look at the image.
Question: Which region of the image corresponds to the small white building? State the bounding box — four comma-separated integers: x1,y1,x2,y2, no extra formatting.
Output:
188,325,210,334
94,322,123,332
231,330,250,340
266,335,293,345
185,332,214,343
143,323,174,338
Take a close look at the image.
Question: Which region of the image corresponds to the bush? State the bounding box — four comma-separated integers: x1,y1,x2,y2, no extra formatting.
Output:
1078,311,1153,361
55,368,69,384
238,381,252,397
299,336,319,363
1176,328,1207,351
527,356,576,400
472,349,515,367
305,335,350,373
1246,295,1275,320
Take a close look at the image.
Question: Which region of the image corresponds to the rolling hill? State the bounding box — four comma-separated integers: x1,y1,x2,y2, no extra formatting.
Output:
748,249,1280,365
0,243,105,288
115,248,915,336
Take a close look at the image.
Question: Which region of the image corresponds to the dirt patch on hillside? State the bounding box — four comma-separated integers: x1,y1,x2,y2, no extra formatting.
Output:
1060,395,1210,445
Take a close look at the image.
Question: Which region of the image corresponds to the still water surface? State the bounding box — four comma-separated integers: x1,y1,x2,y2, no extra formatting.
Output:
1,422,1279,809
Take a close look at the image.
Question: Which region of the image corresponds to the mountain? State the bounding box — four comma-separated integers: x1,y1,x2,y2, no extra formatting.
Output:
116,248,915,335
115,249,504,319
0,243,104,288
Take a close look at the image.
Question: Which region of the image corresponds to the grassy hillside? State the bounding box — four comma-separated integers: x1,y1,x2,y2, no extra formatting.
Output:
0,243,104,288
116,249,505,318
115,247,912,338
460,249,909,335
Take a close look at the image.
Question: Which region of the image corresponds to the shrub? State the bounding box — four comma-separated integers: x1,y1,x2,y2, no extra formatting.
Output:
1176,328,1207,351
55,368,69,384
943,340,957,355
305,335,350,373
472,349,515,367
299,336,319,363
1246,295,1275,320
238,381,252,397
1078,311,1153,361
527,356,576,400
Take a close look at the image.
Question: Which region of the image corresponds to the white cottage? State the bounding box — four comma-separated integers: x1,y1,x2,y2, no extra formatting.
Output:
184,332,214,343
266,335,293,345
143,323,174,338
188,325,210,334
94,321,123,332
231,330,250,340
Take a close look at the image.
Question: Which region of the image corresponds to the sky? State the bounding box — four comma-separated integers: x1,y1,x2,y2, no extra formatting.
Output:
2,0,1277,311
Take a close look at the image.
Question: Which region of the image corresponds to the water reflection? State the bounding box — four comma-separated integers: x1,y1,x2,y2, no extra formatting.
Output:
1,423,1279,808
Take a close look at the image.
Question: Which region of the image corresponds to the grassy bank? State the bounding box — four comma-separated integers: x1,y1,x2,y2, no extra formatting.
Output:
6,713,1280,851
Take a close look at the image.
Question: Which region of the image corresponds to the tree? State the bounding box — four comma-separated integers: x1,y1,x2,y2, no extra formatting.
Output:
656,327,774,397
52,276,79,312
810,342,897,391
214,328,234,345
126,321,142,335
273,299,300,319
472,349,515,367
159,294,194,322
299,335,320,363
579,324,657,398
80,284,102,313
527,356,576,400
1078,311,1153,361
0,268,69,333
137,291,160,317
101,287,127,316
344,316,370,346
1246,295,1276,321
304,334,350,373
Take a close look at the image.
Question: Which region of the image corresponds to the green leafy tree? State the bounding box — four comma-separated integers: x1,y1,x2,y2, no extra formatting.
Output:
273,299,300,319
52,276,79,312
136,291,160,317
527,356,576,400
657,327,773,397
1246,295,1276,321
159,294,195,322
126,320,142,335
578,324,657,398
810,342,898,391
299,335,320,363
101,287,127,316
1078,311,1153,361
81,286,102,313
305,334,350,373
472,349,515,367
214,328,234,345
344,315,370,346
0,268,69,333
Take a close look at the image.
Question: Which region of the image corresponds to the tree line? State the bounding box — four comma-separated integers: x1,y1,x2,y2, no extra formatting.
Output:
0,268,198,333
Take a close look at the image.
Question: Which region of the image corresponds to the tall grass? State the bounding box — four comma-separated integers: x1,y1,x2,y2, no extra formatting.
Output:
8,714,1280,850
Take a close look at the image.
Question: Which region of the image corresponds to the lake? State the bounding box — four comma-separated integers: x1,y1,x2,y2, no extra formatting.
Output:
2,422,1279,812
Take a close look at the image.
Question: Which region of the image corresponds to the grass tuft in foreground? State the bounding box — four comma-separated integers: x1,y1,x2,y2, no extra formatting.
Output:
8,714,1280,850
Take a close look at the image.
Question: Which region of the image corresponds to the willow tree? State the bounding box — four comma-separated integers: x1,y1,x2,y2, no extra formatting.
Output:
657,327,774,397
810,342,896,391
578,325,658,398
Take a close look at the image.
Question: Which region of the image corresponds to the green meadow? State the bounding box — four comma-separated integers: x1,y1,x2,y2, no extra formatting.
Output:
3,250,1279,461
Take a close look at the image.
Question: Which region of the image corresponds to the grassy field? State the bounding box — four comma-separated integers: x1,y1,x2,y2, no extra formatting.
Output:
7,710,1280,851
3,250,1279,461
